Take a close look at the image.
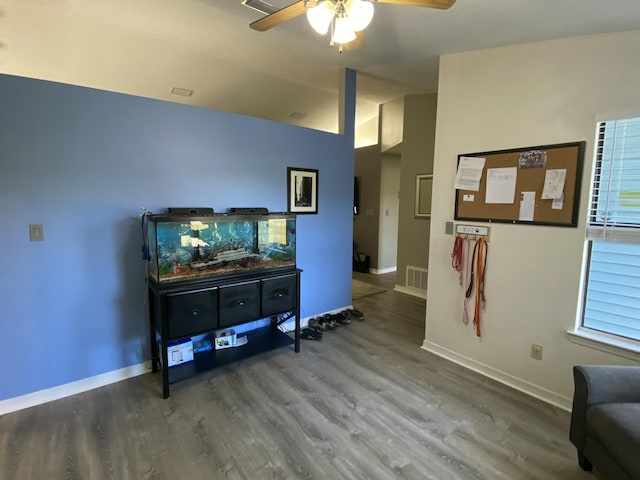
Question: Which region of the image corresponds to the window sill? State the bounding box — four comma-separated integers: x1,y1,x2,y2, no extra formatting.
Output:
566,328,640,362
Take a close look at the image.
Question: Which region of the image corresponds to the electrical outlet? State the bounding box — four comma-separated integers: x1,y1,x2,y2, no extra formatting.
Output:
531,344,543,360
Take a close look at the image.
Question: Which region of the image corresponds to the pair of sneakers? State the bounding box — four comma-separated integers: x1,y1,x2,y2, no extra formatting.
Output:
300,327,322,340
309,308,364,332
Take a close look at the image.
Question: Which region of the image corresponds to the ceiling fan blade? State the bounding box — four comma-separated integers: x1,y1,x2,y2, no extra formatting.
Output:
250,1,308,32
374,0,456,9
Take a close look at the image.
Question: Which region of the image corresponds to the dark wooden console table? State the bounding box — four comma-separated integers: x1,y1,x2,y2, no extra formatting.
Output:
148,269,301,398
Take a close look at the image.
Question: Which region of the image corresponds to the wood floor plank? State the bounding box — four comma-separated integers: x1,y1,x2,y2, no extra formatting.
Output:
0,273,591,480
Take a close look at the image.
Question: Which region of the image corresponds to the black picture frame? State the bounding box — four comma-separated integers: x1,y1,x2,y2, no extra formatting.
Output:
287,167,318,214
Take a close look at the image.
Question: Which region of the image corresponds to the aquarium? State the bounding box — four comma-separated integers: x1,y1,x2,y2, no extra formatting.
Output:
147,212,296,285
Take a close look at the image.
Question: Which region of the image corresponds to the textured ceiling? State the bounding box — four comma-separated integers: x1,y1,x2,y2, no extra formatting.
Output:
2,0,640,140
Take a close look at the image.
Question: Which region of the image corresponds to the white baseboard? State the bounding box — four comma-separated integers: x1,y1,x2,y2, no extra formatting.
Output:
421,340,572,411
0,362,151,416
369,267,397,275
394,285,427,299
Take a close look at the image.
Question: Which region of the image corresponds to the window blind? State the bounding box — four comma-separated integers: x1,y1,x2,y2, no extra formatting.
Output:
583,240,640,341
587,117,640,243
583,115,640,341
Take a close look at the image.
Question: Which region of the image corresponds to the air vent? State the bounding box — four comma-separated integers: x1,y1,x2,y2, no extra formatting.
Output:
242,0,278,15
406,265,428,292
170,87,194,97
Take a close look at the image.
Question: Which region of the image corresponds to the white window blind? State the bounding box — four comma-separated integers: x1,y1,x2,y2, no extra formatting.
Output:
587,117,640,242
583,116,640,342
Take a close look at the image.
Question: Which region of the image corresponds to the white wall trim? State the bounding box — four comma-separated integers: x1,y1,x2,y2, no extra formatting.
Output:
566,328,640,362
370,266,397,274
421,340,572,411
0,362,151,416
394,284,427,299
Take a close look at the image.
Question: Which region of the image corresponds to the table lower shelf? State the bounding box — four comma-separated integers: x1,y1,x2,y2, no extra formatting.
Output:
165,326,295,385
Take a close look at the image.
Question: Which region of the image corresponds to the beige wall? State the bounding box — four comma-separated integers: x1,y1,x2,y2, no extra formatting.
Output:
354,144,382,269
381,97,404,153
396,94,437,288
425,31,640,409
378,155,401,271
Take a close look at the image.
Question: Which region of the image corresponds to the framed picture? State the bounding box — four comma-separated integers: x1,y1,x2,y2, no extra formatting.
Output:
288,167,318,214
415,174,433,218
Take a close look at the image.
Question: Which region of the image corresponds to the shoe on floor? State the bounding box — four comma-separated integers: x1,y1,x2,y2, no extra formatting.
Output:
322,314,337,330
334,311,351,325
300,327,322,340
346,308,364,320
309,317,327,331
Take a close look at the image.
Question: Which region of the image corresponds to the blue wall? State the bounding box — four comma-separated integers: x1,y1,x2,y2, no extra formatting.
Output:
0,74,354,401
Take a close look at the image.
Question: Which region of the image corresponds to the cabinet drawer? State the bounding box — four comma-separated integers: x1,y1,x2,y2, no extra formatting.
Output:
262,274,297,316
167,288,218,339
219,281,260,327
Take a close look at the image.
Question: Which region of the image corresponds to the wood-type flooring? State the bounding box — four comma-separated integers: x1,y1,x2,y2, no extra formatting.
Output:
0,273,593,480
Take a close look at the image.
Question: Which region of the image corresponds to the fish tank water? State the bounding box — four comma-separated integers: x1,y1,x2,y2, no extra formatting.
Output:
147,212,296,284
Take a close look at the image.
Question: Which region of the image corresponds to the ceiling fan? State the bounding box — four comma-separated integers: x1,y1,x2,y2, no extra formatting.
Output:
249,0,456,52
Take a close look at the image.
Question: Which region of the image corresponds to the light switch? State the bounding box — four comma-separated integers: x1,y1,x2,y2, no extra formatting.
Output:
29,224,44,241
445,221,454,235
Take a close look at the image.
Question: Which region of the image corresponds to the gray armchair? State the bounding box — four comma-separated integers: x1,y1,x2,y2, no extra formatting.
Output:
570,365,640,480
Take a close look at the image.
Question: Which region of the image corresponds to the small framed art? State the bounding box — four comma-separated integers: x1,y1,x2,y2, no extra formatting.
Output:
288,167,318,214
415,174,433,218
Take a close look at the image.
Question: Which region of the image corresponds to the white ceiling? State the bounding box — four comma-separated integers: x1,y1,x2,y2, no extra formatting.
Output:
2,0,640,137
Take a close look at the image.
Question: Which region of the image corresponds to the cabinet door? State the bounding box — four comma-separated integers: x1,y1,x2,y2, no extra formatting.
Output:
262,274,297,316
167,288,218,339
219,280,260,327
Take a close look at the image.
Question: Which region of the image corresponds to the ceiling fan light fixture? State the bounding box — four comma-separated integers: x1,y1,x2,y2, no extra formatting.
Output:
307,1,335,35
346,0,374,32
331,15,357,44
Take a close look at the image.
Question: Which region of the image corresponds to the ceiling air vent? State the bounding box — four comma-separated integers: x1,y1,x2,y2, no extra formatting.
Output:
242,0,278,15
170,87,194,97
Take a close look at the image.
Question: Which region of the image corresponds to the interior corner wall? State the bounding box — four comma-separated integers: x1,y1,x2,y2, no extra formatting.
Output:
395,94,437,287
355,113,380,148
426,31,640,408
354,144,382,269
380,97,404,153
0,73,355,402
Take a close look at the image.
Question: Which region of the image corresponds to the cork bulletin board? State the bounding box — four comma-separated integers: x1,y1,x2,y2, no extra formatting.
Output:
454,141,586,227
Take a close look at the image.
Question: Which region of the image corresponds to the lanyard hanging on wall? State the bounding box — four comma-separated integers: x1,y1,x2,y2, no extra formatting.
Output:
453,235,474,325
453,232,488,334
451,235,464,285
472,237,488,337
464,238,477,326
